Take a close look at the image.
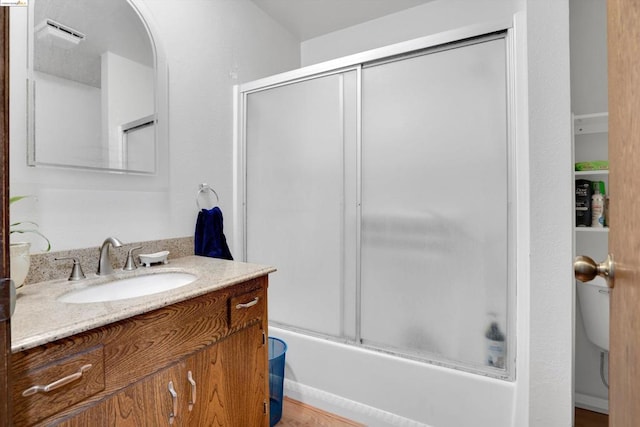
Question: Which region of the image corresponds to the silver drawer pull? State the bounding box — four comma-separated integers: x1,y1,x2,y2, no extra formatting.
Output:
236,296,259,309
22,364,92,397
168,381,178,424
187,370,196,411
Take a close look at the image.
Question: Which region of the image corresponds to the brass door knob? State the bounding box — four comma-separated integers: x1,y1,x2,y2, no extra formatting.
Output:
574,254,615,288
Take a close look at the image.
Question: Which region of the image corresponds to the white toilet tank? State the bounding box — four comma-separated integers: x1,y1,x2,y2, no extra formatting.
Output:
576,275,609,352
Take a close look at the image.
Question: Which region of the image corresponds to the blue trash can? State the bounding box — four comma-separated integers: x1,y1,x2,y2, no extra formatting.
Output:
268,337,287,426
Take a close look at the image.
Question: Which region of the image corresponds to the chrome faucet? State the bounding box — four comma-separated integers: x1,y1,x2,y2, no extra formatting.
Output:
97,237,123,276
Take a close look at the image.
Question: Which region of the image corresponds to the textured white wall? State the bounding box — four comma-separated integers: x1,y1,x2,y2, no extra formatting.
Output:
9,0,300,252
526,0,573,426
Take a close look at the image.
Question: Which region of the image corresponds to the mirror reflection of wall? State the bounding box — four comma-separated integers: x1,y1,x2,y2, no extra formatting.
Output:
28,0,156,173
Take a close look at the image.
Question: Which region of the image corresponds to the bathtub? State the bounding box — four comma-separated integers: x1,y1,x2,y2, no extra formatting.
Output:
271,326,517,427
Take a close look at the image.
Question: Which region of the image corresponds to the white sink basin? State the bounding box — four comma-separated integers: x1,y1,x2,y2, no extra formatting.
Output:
58,272,197,304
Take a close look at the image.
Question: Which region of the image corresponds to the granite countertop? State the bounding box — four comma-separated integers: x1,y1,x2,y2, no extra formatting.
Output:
11,256,276,353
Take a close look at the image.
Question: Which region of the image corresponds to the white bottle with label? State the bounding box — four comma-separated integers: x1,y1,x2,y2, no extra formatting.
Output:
485,317,505,369
591,184,605,228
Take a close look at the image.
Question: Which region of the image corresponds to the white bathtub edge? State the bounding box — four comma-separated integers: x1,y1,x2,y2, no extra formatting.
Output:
284,378,431,427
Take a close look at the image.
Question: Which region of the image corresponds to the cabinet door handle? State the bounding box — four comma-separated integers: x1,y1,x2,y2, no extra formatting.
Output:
187,370,196,411
168,381,178,424
236,296,259,309
22,364,92,397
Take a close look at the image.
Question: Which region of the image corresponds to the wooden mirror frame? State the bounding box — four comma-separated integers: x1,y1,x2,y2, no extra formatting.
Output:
0,7,12,425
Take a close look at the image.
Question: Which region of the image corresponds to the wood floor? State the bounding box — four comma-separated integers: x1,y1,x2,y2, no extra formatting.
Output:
278,397,364,426
278,401,608,427
575,408,608,427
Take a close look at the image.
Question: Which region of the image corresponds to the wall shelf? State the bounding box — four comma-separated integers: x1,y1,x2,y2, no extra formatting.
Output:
575,170,609,177
575,227,609,233
574,112,609,135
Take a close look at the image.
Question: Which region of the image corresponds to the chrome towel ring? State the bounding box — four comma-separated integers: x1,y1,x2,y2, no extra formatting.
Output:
196,183,219,210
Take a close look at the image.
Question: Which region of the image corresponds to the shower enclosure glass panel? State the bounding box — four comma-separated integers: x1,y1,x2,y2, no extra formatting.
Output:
241,32,514,377
360,38,509,369
245,71,358,338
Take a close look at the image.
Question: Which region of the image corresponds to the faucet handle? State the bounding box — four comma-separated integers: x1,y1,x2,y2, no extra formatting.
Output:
123,246,143,271
55,257,86,281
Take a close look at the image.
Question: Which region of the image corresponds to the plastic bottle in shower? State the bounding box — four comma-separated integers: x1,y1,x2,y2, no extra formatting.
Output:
591,183,605,228
485,317,505,369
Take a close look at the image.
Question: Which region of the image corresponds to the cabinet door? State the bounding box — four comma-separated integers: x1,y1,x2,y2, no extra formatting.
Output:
58,363,186,427
54,402,108,427
106,362,186,426
186,323,267,427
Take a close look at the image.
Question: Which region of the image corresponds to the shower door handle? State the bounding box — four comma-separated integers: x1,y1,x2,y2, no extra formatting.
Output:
574,254,615,288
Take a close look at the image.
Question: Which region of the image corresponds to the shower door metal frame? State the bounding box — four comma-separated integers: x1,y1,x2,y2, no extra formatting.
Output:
234,19,518,380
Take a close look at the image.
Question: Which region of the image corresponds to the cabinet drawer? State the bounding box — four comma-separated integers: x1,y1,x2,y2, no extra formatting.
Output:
229,287,265,329
13,345,105,425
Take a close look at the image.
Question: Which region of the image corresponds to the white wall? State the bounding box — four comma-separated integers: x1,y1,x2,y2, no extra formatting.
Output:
569,0,609,409
301,0,522,66
9,0,301,252
570,0,607,116
525,1,573,425
300,1,573,426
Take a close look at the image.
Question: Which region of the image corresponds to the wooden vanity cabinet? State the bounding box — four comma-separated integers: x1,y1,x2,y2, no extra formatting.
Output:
11,276,269,426
183,322,267,426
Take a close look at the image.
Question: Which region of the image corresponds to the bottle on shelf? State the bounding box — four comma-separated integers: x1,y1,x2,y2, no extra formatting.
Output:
575,179,593,227
591,182,605,228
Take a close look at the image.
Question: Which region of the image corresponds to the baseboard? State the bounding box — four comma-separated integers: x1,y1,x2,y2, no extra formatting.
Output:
283,379,430,427
575,392,609,415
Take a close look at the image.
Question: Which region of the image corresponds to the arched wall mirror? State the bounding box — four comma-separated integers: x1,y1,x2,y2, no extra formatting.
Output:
26,0,160,174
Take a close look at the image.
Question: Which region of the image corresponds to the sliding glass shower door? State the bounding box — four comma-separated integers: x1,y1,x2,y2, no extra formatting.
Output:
245,70,358,338
242,32,513,377
360,37,510,369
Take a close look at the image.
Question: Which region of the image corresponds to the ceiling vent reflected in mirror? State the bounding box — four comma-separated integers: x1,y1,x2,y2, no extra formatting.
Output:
35,19,85,49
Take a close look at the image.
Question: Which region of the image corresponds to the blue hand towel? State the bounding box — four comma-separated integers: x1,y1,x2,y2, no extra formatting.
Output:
194,207,233,260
